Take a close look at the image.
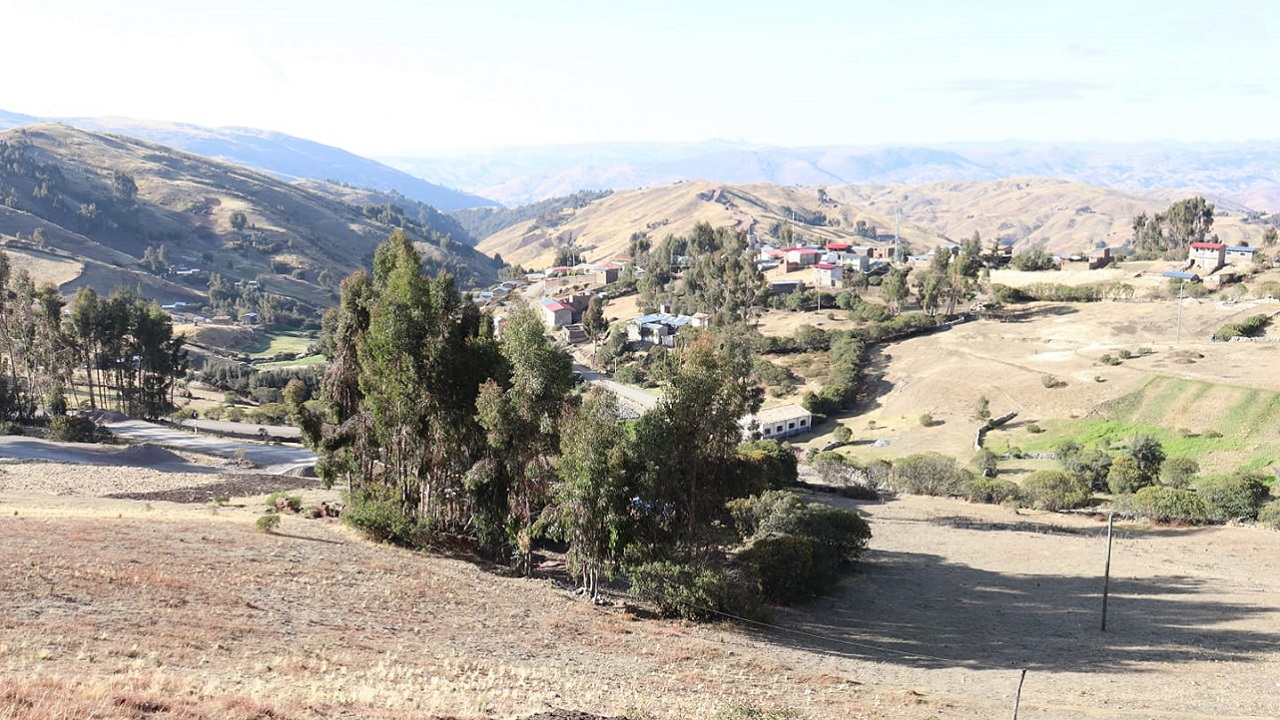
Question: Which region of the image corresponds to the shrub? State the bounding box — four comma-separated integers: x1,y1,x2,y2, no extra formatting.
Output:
961,476,1021,505
0,420,22,436
1127,486,1211,524
919,413,935,427
717,703,803,720
1107,455,1153,495
737,535,825,603
46,415,101,443
255,514,281,534
1118,349,1133,360
1195,474,1272,521
1041,374,1065,389
629,560,766,622
970,449,999,477
343,486,435,547
1100,354,1120,366
266,491,302,513
728,490,872,564
1020,470,1091,511
1258,503,1280,530
888,453,969,496
832,425,852,444
1025,422,1043,434
1160,456,1200,488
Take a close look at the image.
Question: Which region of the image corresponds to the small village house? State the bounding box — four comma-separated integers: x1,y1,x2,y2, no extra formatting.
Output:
741,403,813,440
540,299,573,328
1188,242,1226,273
813,262,842,288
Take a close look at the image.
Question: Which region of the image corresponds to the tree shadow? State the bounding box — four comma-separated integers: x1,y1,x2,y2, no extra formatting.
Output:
996,304,1080,323
757,548,1278,673
853,347,894,414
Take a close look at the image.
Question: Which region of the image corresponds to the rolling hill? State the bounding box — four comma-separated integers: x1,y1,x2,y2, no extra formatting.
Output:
475,177,1266,270
0,124,499,322
0,111,496,211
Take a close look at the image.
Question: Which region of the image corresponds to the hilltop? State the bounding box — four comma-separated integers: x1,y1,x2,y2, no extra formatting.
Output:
0,111,496,211
475,177,1264,269
0,124,499,320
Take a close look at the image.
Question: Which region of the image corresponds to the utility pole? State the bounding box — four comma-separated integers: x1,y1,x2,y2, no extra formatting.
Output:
894,208,901,263
1176,280,1186,343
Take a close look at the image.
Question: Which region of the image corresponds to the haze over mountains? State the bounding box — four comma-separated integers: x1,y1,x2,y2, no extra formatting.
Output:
0,110,494,211
383,140,1280,211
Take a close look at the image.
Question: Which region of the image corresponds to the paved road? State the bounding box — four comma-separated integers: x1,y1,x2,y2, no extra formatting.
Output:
105,419,316,473
574,364,661,412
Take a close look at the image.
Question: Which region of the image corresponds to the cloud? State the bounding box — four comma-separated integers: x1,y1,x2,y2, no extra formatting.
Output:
929,79,1102,105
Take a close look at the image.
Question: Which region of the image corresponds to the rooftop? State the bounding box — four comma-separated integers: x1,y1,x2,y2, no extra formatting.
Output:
751,403,812,425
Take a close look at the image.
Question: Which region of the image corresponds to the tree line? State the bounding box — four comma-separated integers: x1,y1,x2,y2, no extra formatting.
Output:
290,230,869,616
0,249,187,422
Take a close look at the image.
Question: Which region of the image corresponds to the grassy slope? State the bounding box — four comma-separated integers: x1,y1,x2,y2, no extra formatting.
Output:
0,124,497,310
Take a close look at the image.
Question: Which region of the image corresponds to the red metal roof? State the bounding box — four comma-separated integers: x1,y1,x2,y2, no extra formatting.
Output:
541,300,570,312
825,242,851,251
1190,242,1225,250
814,263,838,270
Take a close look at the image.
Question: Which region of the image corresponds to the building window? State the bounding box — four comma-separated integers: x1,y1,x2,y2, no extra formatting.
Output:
788,422,795,429
799,418,808,426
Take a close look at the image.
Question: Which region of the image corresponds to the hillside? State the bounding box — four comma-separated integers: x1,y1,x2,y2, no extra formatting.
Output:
476,177,1265,269
0,112,496,211
0,124,499,320
385,139,1280,211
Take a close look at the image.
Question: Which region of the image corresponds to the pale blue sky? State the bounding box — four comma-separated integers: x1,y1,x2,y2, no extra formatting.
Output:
6,0,1277,155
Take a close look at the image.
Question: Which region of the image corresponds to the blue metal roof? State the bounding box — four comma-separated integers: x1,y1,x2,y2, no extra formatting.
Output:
1163,271,1198,279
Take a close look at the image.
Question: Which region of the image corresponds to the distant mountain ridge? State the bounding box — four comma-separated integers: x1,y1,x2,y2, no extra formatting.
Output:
0,111,496,211
384,140,1280,211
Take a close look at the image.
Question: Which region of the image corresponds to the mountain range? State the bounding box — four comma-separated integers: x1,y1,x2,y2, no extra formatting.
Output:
0,110,494,211
382,140,1280,211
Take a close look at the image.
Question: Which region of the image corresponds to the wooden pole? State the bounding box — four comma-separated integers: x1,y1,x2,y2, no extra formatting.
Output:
1101,513,1114,632
1011,668,1027,720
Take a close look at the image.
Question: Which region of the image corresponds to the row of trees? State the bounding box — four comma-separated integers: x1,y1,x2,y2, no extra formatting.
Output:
0,249,187,421
292,231,866,611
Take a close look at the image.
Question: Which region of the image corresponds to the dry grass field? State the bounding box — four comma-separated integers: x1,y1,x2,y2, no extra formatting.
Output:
2,459,1279,719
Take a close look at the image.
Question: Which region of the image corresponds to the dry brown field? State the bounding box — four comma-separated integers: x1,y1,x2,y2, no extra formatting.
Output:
2,458,1278,719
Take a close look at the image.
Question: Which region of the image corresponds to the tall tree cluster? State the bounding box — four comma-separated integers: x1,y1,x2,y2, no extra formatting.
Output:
1132,196,1216,252
298,231,796,594
0,249,187,421
635,223,767,324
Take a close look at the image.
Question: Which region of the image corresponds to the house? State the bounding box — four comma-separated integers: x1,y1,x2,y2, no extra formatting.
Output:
825,242,852,253
769,279,801,295
558,323,589,345
1088,246,1111,269
540,299,573,328
1162,270,1201,282
813,262,842,288
1188,242,1226,273
1225,246,1257,265
592,264,620,285
741,403,813,440
784,247,820,271
837,253,871,273
626,312,697,348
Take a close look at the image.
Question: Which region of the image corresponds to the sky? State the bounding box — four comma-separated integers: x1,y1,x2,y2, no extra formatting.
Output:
5,0,1279,156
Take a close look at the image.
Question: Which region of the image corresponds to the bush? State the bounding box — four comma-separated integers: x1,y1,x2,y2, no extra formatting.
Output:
919,413,935,427
343,486,435,547
961,476,1021,505
629,560,766,622
255,514,281,534
1025,422,1043,434
716,702,803,720
1258,503,1280,530
1100,354,1120,366
1127,486,1211,524
1107,455,1153,495
1195,474,1272,521
46,415,101,443
1160,456,1200,488
728,490,871,564
1020,470,1091,511
266,491,302,513
887,453,969,496
1118,349,1133,360
0,420,22,436
832,425,852,444
737,535,826,603
1041,374,1065,389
